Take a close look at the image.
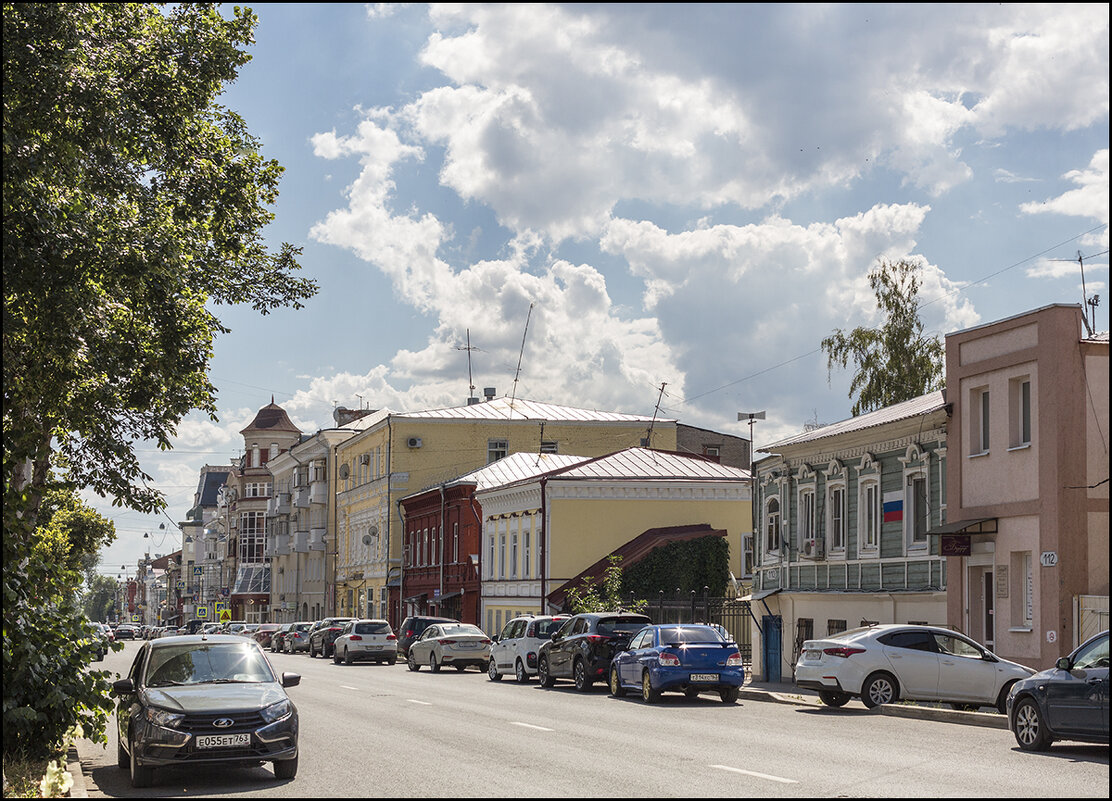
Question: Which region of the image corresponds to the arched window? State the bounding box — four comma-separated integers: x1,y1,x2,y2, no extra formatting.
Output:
765,497,781,553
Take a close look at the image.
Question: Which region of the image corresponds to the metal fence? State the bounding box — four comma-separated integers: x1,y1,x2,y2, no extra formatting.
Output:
632,588,753,666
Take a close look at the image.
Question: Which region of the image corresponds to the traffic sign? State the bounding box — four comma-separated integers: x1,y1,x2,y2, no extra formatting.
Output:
193,566,203,576
196,606,208,619
219,608,232,624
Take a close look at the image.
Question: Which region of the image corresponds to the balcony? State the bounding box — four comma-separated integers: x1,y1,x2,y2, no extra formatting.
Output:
267,493,292,517
309,481,328,505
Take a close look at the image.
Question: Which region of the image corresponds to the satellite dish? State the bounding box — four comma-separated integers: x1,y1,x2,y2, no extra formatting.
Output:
361,534,372,546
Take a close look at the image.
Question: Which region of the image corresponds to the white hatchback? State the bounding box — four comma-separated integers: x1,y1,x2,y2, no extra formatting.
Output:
333,619,398,665
795,624,1035,712
487,615,571,682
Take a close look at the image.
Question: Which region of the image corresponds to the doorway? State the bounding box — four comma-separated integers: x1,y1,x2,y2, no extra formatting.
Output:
983,570,995,649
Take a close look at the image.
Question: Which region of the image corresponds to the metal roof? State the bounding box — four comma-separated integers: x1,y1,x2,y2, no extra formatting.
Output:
759,390,946,452
398,396,670,424
547,447,750,481
446,452,593,491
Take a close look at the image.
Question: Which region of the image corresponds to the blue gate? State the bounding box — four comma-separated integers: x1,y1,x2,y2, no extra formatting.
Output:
762,615,782,683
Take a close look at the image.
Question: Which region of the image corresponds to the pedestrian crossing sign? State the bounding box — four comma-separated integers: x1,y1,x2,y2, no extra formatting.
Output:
219,608,232,624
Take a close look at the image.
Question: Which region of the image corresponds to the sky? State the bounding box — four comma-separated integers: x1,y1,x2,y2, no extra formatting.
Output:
93,3,1109,576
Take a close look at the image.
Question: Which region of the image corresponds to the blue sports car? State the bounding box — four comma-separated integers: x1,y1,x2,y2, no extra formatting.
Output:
609,624,745,704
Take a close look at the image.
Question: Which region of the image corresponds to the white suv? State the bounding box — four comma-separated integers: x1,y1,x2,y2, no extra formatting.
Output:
333,619,398,665
487,615,570,682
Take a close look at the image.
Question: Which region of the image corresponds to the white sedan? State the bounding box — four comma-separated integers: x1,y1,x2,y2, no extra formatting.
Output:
795,624,1035,712
407,623,492,673
332,619,398,665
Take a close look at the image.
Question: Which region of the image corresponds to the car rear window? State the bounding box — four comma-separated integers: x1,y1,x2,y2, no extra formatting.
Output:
355,622,392,635
440,624,484,637
597,617,651,636
657,626,727,644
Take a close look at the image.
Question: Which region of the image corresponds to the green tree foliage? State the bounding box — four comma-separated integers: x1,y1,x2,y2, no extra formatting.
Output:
622,536,730,599
3,3,317,760
82,574,119,623
821,259,945,416
564,556,648,614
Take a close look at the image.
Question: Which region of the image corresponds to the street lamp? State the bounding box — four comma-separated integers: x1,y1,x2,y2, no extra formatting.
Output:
738,411,765,581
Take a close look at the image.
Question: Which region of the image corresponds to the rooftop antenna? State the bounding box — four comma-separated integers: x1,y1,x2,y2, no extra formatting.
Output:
1050,249,1109,336
509,303,534,415
456,329,479,403
645,382,667,450
355,393,364,411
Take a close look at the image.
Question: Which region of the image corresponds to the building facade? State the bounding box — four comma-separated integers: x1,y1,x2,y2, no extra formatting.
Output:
942,304,1109,668
751,392,949,682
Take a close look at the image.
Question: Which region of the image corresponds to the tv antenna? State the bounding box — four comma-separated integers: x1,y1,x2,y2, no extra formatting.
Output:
645,382,667,449
456,329,480,401
509,303,534,414
1050,249,1108,336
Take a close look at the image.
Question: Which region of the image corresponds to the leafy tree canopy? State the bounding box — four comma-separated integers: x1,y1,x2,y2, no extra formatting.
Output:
821,258,945,416
564,556,648,614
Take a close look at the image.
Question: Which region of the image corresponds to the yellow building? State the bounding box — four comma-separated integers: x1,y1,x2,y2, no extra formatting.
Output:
332,396,678,626
473,447,752,635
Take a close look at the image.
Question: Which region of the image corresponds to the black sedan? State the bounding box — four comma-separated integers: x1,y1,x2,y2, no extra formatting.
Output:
113,635,300,788
537,612,651,691
1007,630,1109,751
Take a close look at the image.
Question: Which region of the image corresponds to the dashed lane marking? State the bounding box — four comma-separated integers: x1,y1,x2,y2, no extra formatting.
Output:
709,765,798,784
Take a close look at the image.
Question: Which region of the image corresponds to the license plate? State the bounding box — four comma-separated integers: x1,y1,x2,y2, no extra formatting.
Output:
690,673,719,682
196,733,250,749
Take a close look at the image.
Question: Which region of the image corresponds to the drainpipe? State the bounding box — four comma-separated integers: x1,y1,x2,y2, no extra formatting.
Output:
386,415,394,625
539,476,548,614
439,484,446,604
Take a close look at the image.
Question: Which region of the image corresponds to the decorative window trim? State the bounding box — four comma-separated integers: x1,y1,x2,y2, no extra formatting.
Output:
858,478,881,556
825,475,847,558
903,464,931,553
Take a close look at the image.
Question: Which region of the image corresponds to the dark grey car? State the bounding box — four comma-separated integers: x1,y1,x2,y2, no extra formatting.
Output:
113,635,300,788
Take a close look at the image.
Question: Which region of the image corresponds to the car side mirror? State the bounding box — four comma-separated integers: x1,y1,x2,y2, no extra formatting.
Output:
490,635,499,643
112,678,135,695
281,672,301,688
1055,656,1071,671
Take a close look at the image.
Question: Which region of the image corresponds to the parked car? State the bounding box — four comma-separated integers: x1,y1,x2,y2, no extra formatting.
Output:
253,623,283,650
112,634,300,788
282,622,314,654
88,622,110,661
271,623,293,652
537,612,652,691
397,615,459,658
201,623,222,635
1007,630,1109,751
307,618,354,659
609,624,745,704
333,619,398,665
407,622,492,672
220,620,248,636
115,624,139,640
488,614,570,682
795,624,1036,711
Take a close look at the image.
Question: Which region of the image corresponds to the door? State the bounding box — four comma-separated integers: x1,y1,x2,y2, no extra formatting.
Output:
934,632,997,703
1047,633,1110,737
763,616,782,683
983,571,995,650
879,630,940,699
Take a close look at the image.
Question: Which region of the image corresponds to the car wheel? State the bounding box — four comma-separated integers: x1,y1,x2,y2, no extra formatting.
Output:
609,667,626,697
309,642,317,658
129,737,154,788
538,655,555,687
1013,697,1052,751
573,659,592,692
641,671,660,704
488,658,503,681
861,672,898,708
116,736,128,770
996,681,1017,716
430,653,441,673
273,754,298,780
343,648,352,665
388,656,397,666
819,690,851,708
515,659,529,683
408,651,421,672
720,686,740,704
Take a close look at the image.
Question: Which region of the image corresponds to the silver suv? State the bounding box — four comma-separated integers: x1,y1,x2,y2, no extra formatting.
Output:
487,614,570,682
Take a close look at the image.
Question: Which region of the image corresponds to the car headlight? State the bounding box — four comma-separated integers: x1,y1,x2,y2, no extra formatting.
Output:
144,707,185,729
260,699,292,724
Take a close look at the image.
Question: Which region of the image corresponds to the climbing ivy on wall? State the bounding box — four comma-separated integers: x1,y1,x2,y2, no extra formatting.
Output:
621,536,730,598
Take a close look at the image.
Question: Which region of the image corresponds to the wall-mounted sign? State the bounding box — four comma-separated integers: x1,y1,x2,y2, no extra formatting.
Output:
1040,551,1058,567
940,535,972,557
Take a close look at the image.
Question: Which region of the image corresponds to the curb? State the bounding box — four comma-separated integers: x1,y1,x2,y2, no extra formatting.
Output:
66,746,88,798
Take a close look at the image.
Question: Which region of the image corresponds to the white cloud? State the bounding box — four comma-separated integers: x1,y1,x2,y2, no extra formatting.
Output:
1020,149,1110,227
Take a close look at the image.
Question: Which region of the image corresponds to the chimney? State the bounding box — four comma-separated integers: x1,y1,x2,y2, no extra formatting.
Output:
467,397,480,405
483,387,496,402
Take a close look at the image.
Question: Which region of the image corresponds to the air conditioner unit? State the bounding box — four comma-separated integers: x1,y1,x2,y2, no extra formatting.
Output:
407,437,422,449
801,538,824,559
359,454,370,465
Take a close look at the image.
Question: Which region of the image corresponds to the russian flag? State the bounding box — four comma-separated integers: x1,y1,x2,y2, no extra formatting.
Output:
882,491,903,523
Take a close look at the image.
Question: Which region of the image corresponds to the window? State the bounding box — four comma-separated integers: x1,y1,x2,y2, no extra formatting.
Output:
488,439,508,464
522,529,531,579
511,531,518,578
703,445,721,462
540,441,559,454
765,497,781,552
742,533,754,577
970,387,990,454
859,480,880,552
1011,551,1034,628
453,522,459,564
877,630,934,651
906,474,929,548
827,484,846,551
799,489,815,547
827,619,847,636
1009,377,1032,448
487,532,495,579
498,531,506,578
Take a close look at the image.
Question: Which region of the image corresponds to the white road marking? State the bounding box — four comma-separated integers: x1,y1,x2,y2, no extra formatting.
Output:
340,685,361,691
709,765,798,784
509,722,554,732
407,699,432,705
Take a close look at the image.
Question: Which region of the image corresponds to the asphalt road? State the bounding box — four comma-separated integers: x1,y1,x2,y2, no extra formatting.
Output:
77,640,1110,798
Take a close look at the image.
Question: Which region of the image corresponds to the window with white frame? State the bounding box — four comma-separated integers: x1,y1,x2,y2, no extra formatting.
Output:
858,479,880,553
826,477,846,553
523,528,531,578
487,530,495,579
1009,377,1032,448
798,488,815,549
511,529,518,578
498,529,506,578
488,439,509,464
906,471,929,549
765,496,781,553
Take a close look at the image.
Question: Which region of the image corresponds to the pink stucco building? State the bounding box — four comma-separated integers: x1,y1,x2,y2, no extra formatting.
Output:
942,304,1109,670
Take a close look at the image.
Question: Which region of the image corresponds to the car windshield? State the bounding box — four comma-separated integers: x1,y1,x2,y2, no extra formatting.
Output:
354,622,392,635
440,624,484,637
145,643,275,687
597,618,650,636
657,626,727,644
